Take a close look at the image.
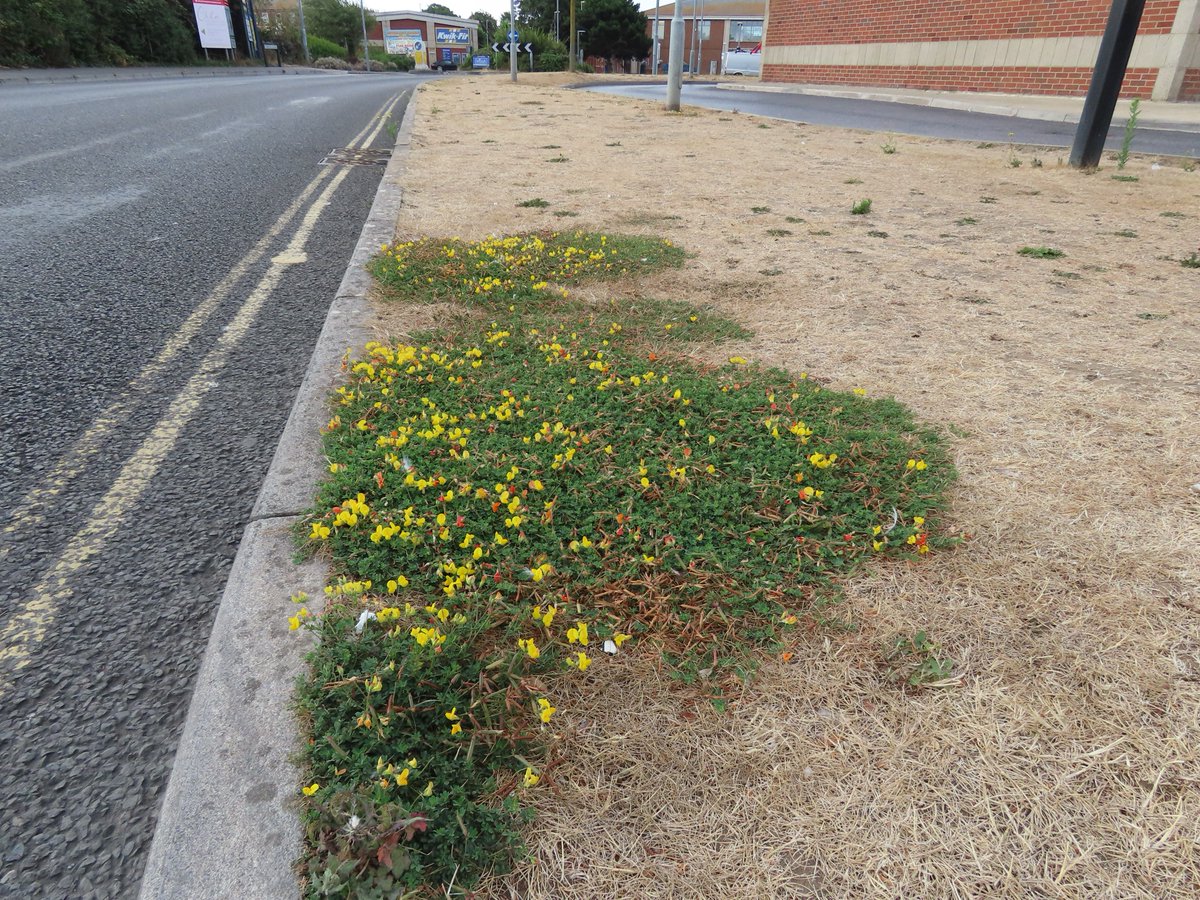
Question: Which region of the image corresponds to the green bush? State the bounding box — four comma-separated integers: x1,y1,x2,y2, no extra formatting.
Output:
0,0,196,67
494,26,567,72
307,33,348,59
364,47,416,70
536,51,569,71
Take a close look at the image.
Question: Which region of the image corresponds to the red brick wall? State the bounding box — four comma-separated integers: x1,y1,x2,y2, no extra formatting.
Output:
760,63,1161,97
766,0,1182,46
1180,67,1200,101
654,20,729,73
369,18,433,40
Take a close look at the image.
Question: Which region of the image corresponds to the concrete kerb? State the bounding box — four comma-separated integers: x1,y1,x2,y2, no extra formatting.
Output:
137,88,420,900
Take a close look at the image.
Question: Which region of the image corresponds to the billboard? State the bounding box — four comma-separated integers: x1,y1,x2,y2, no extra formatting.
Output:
434,27,471,44
192,0,234,50
385,28,423,55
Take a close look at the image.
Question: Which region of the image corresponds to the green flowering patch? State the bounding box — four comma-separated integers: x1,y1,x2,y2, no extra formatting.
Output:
295,233,954,896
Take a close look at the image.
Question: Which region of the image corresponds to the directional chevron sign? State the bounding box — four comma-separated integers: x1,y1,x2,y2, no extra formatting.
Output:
491,42,533,53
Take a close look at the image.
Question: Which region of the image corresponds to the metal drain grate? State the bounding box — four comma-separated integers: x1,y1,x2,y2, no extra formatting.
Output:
320,147,392,167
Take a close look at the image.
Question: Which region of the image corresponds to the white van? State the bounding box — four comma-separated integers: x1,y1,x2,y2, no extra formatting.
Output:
723,45,761,76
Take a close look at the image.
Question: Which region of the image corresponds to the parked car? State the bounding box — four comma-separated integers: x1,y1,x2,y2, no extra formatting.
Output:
723,44,761,76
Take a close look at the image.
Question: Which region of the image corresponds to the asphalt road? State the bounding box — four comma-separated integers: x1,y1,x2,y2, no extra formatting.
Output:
586,82,1200,158
0,70,430,898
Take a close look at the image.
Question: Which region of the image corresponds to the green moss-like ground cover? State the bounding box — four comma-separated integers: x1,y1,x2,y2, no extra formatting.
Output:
294,234,954,897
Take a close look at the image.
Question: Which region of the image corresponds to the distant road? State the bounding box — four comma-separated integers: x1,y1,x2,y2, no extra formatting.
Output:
585,82,1200,158
0,70,429,898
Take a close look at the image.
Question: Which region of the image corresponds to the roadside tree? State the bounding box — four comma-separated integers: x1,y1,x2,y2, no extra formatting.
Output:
577,0,650,69
306,0,374,58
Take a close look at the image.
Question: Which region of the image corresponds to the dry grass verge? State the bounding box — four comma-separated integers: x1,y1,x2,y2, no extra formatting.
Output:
371,73,1200,898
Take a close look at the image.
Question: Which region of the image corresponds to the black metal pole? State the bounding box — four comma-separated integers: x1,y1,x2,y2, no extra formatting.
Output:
1069,0,1146,169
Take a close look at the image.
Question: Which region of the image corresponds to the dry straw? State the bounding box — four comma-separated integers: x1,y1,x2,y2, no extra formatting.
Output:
376,74,1200,898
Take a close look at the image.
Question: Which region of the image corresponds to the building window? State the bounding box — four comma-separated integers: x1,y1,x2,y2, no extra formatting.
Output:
657,20,665,39
729,20,761,43
697,19,711,40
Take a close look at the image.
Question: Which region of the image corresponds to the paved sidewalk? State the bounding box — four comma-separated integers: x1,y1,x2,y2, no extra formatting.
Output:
717,80,1200,132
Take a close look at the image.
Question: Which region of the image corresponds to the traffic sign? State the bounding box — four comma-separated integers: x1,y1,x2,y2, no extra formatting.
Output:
508,30,519,40
493,42,533,52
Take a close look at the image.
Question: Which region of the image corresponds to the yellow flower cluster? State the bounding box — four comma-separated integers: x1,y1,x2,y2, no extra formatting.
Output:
376,232,665,301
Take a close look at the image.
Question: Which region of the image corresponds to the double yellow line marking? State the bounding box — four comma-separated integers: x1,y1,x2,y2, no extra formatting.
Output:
0,92,405,693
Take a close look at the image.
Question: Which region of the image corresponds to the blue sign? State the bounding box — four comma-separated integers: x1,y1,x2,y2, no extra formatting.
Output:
435,27,471,44
472,54,490,68
508,29,519,40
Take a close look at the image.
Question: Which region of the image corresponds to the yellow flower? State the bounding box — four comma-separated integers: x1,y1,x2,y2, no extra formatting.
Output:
729,356,747,365
572,651,592,671
523,767,540,787
537,698,556,723
613,632,631,647
566,622,589,645
450,722,463,735
518,637,541,659
302,783,320,796
913,516,925,525
422,781,434,797
445,708,460,722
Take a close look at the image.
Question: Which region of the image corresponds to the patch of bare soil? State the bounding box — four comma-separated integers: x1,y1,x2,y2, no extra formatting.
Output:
375,73,1200,899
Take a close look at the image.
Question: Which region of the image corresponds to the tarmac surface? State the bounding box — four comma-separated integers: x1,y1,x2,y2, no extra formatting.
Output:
586,81,1200,158
0,71,424,898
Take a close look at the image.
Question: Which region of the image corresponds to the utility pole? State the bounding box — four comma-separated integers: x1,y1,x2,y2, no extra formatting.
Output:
297,0,309,62
359,0,371,71
1070,0,1146,168
687,0,697,77
555,0,560,43
696,0,705,76
652,0,661,75
510,0,517,81
568,0,577,71
665,0,683,109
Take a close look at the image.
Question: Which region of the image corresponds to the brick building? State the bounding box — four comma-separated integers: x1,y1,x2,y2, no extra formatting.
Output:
761,0,1200,100
366,10,478,70
645,0,766,75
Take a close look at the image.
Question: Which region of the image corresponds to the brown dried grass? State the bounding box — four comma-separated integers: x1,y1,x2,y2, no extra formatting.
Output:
373,73,1200,899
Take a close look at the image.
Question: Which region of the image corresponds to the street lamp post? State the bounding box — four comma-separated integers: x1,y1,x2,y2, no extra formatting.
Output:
577,29,585,65
665,0,683,109
297,0,309,62
652,0,661,75
359,0,371,71
509,0,517,82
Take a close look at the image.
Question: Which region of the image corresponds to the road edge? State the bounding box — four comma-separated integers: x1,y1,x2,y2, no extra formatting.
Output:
136,88,420,900
716,81,1200,133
